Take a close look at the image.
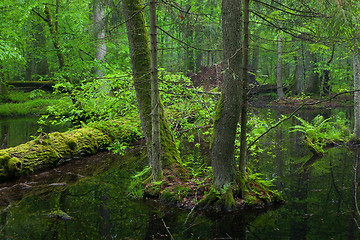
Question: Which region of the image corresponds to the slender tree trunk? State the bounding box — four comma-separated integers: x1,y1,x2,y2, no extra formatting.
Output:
149,0,162,181
251,43,260,77
211,0,242,189
94,0,106,78
122,0,180,166
44,5,65,70
295,41,305,94
239,0,249,174
276,35,285,99
353,48,360,140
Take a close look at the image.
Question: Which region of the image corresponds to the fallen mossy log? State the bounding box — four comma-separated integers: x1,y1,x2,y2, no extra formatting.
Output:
0,119,141,182
7,81,55,92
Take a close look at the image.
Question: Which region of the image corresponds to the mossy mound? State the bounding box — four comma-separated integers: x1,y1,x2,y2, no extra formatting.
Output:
141,167,284,211
0,119,141,182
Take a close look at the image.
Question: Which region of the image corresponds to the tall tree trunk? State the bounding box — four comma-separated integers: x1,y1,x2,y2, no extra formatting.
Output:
149,0,162,181
239,0,249,174
122,0,180,166
25,19,49,81
353,48,360,140
211,0,242,189
44,5,65,70
185,26,194,72
276,35,285,99
94,0,106,78
295,41,305,94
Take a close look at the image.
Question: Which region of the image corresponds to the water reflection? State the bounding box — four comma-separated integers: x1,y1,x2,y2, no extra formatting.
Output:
0,109,358,239
0,117,68,148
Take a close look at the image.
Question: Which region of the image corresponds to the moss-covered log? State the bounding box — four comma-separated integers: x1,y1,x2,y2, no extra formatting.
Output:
0,120,140,182
7,81,54,92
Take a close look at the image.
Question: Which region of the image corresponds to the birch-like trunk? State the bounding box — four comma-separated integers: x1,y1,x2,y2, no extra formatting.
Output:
94,0,106,78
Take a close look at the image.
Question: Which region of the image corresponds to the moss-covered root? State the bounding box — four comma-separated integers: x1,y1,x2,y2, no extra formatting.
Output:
197,188,235,211
0,120,141,182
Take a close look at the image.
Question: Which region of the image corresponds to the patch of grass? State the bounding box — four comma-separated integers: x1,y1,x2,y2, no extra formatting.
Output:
8,91,55,103
0,98,59,116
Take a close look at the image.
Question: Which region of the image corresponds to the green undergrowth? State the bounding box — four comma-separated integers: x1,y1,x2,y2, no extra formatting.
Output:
0,98,59,116
291,113,351,153
127,159,283,211
0,90,60,116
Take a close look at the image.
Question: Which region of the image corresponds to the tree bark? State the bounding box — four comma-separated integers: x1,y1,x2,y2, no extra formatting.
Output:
44,5,65,70
122,0,180,166
276,35,285,99
295,41,305,94
353,48,360,140
149,0,162,181
211,0,242,189
239,0,249,174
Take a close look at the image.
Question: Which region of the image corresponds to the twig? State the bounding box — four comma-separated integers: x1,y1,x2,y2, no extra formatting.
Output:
184,205,195,225
161,218,175,240
184,190,198,224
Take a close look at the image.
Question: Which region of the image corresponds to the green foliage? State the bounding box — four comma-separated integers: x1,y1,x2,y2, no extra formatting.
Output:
127,166,151,199
160,71,217,151
29,89,46,99
42,71,138,127
248,172,276,188
107,140,128,155
0,98,58,116
291,114,351,153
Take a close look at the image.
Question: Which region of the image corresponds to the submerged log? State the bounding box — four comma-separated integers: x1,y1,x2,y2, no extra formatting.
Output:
0,119,140,182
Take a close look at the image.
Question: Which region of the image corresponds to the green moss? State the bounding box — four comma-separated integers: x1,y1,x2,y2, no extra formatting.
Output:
213,93,224,127
66,138,77,151
0,153,11,165
197,189,218,208
0,119,146,182
160,108,181,166
224,189,235,210
7,157,22,175
210,93,224,150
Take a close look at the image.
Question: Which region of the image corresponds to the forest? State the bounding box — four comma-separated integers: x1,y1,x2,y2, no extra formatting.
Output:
0,0,360,239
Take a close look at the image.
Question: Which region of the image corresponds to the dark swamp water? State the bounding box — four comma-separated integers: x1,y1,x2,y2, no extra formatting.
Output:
0,109,359,239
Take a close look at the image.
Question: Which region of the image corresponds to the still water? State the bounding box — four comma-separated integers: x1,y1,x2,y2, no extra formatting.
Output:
0,110,359,239
0,117,68,148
